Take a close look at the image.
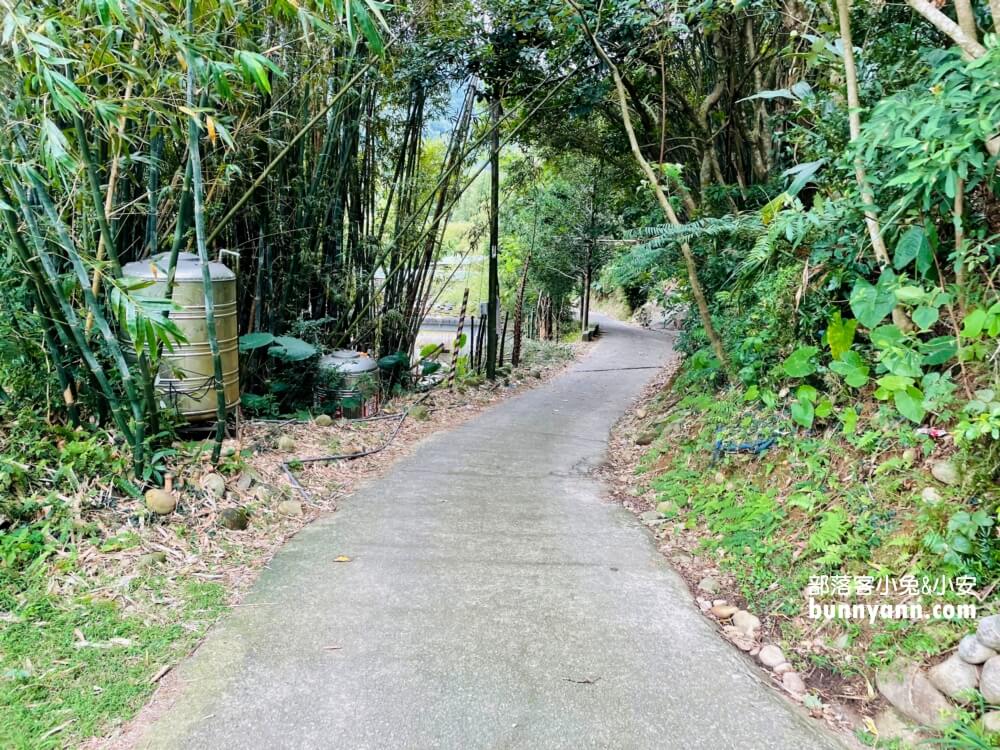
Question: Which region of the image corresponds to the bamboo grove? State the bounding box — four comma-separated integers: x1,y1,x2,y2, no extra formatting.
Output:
0,0,528,472
2,0,999,481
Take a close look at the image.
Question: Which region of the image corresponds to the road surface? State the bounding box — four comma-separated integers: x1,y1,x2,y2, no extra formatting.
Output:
133,315,844,750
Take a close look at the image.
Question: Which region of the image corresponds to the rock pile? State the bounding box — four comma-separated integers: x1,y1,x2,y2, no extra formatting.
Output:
703,600,809,700
875,614,1000,736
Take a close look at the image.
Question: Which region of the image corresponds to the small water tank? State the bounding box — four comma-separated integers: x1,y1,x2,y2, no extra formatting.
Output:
316,350,380,418
122,252,240,422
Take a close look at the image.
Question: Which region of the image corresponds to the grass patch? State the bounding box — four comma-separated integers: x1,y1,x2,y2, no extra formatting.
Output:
0,570,226,748
635,376,997,677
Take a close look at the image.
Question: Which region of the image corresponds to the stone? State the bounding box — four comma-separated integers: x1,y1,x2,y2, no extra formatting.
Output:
635,408,648,420
144,489,176,515
530,369,542,379
710,604,738,620
977,615,1000,650
982,711,1000,733
958,634,997,664
774,662,794,675
656,501,673,515
873,707,924,747
876,661,956,729
697,576,720,595
981,655,1000,703
200,473,226,498
640,510,660,523
139,551,167,566
758,645,786,669
902,448,917,464
931,460,960,486
314,414,334,427
634,431,656,446
218,508,249,531
410,404,430,421
782,672,807,696
927,654,979,703
277,435,296,453
713,471,725,484
732,610,761,638
722,625,754,652
277,500,304,517
920,486,942,505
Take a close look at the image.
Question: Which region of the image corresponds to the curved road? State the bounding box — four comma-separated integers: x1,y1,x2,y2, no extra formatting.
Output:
135,315,843,749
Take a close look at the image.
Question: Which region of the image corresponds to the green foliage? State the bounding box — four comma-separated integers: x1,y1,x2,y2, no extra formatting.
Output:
858,47,1000,222
239,333,318,362
825,313,857,360
849,271,897,329
782,346,818,378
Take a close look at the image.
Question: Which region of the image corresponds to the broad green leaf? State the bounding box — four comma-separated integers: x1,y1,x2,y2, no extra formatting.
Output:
268,336,318,361
782,345,819,377
377,352,410,370
893,387,925,424
870,324,903,349
912,306,939,331
849,277,895,328
239,332,276,351
782,159,825,198
825,312,857,359
893,227,928,270
840,407,859,435
877,374,915,391
796,384,818,402
815,398,833,419
921,336,957,366
894,285,926,305
961,308,987,338
830,351,870,388
791,398,814,428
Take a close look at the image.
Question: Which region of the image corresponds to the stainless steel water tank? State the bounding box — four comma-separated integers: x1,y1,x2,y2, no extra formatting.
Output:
122,252,240,422
316,350,380,418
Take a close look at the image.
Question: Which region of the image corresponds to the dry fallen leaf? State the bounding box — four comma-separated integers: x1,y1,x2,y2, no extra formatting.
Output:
863,716,877,737
334,556,351,563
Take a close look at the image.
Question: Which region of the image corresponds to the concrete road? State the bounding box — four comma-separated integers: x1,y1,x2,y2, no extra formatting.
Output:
136,315,844,750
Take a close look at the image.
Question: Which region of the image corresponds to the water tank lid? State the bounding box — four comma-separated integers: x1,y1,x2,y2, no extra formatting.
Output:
319,350,378,375
122,252,235,282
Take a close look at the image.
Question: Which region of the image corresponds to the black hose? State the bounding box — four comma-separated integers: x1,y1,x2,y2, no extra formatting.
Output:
280,391,434,503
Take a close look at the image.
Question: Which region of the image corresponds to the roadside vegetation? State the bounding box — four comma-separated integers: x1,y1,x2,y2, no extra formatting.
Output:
0,0,998,746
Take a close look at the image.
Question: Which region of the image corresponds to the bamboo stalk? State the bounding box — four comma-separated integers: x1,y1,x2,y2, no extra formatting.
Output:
187,0,228,462
23,172,147,470
0,179,135,444
343,67,579,346
205,35,398,248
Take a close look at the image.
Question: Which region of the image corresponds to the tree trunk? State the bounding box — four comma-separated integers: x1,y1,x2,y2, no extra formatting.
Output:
905,0,986,57
836,0,891,268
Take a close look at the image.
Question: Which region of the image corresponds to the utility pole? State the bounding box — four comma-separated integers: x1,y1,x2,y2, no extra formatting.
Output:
486,92,500,380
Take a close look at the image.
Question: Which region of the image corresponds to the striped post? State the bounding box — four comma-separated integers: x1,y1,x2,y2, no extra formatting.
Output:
448,288,469,389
